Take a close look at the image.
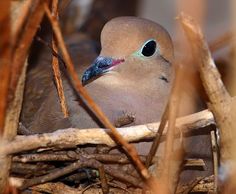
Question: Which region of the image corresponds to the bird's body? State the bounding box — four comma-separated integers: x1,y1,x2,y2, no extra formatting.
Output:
21,17,174,132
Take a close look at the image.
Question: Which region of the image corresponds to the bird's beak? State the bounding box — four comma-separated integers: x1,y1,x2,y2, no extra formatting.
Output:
82,56,124,85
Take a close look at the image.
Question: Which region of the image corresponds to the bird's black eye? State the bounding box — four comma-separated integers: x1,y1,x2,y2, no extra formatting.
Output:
141,40,156,57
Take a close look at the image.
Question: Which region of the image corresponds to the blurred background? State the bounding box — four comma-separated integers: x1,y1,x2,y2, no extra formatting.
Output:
62,0,231,43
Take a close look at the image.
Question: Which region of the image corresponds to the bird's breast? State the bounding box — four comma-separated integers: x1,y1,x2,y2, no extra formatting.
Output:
85,79,168,127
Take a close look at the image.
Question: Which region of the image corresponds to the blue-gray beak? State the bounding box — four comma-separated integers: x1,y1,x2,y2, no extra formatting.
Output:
82,56,124,85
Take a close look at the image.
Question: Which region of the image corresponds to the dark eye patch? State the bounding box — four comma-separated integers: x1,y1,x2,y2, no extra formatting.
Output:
141,40,156,57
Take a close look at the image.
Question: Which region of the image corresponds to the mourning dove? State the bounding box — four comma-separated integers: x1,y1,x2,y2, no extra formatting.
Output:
20,16,174,133
80,16,174,127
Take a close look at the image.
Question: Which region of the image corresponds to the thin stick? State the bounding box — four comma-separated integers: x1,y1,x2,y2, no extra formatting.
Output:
145,104,168,167
13,153,149,164
43,3,150,180
98,165,109,194
181,177,204,194
31,182,80,194
21,159,91,189
51,0,69,117
0,1,13,192
12,0,33,49
209,31,234,53
21,158,141,190
162,66,182,187
0,0,11,134
36,36,66,67
10,0,48,97
210,130,218,193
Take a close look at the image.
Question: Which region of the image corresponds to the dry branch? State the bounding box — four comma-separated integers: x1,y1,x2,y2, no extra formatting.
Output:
145,104,168,167
211,130,219,193
11,0,33,48
13,152,149,164
20,158,93,189
21,157,141,189
51,0,69,117
0,60,28,193
177,175,214,193
0,1,12,192
10,0,48,94
178,12,235,162
0,109,214,155
31,182,79,194
162,66,182,192
0,0,11,134
98,165,109,194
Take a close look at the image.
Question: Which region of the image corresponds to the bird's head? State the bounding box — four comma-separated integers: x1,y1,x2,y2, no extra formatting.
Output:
82,16,174,87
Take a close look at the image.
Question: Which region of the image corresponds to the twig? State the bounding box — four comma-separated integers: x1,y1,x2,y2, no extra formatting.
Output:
11,162,54,176
13,152,149,164
177,175,214,193
31,182,80,194
81,181,132,194
145,104,168,167
108,182,132,194
114,113,135,127
179,177,204,194
162,66,182,192
178,13,233,162
20,158,92,189
98,165,109,194
0,2,16,190
10,0,48,95
81,182,101,194
12,0,33,49
103,165,142,187
60,169,98,184
13,152,205,172
0,0,11,134
21,157,141,190
211,130,219,193
0,109,215,155
51,0,69,117
43,3,150,180
209,31,234,53
36,36,66,67
183,158,206,169
1,60,28,194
